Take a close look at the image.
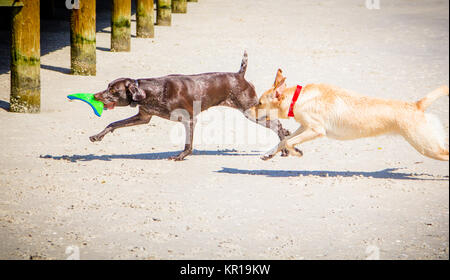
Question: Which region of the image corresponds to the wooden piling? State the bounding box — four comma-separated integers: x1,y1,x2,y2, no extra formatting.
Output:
111,0,131,52
70,0,96,75
10,0,40,113
136,0,154,38
157,0,171,26
172,0,186,13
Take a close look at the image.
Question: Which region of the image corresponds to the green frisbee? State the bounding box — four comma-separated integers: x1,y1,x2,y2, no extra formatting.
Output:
67,93,104,117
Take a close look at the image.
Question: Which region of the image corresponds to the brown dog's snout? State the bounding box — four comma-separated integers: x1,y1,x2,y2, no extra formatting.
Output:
94,92,104,101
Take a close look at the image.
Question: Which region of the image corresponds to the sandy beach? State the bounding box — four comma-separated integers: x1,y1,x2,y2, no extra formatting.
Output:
0,0,448,259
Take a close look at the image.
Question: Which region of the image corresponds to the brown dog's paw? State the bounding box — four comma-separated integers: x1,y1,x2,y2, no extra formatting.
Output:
89,135,103,142
281,148,289,157
168,156,185,161
283,128,291,137
261,153,275,161
294,148,303,157
168,152,190,161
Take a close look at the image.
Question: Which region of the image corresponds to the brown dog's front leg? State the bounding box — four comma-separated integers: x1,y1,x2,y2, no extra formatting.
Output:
169,119,196,161
243,110,291,156
268,119,291,157
89,112,152,142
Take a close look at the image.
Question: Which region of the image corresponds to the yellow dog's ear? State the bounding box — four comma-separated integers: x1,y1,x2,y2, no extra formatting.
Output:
274,69,284,88
272,77,286,102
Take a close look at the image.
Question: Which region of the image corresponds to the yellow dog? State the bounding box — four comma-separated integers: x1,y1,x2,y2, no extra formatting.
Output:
251,69,449,161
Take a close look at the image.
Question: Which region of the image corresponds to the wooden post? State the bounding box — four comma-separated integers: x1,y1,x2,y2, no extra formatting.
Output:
157,0,171,26
136,0,154,38
49,0,55,17
41,0,56,19
172,0,186,13
70,0,96,75
111,0,131,52
10,0,40,113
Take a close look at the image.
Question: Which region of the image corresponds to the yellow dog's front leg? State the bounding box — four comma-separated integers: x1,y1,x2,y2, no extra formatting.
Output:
261,126,325,160
261,126,306,160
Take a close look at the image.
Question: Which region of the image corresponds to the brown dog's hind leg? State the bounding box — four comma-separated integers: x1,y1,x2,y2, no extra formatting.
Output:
89,112,152,142
169,119,196,161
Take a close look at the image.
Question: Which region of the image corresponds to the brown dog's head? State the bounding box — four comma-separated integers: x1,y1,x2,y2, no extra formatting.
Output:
253,69,287,120
94,78,146,109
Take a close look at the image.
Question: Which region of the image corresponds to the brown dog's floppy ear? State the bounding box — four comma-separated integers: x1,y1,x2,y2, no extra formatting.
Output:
274,69,284,88
127,82,146,102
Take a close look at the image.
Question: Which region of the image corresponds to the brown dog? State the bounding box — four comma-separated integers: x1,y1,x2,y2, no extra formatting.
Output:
90,52,290,160
254,69,449,161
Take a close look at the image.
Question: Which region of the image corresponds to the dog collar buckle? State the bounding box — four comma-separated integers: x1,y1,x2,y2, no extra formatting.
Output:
288,85,303,118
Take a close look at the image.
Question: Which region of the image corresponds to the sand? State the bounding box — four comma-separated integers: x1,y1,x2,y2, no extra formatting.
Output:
0,0,448,260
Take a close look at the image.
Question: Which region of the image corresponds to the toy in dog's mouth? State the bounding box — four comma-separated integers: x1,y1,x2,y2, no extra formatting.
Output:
67,93,104,117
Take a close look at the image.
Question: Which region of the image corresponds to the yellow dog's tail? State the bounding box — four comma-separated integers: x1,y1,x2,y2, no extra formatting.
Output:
416,85,449,111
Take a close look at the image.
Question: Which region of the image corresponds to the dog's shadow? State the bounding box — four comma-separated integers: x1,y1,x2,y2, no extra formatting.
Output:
216,167,449,181
40,149,258,162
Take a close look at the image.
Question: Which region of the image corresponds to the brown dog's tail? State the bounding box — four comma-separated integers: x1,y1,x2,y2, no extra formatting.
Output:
416,85,449,111
238,51,248,76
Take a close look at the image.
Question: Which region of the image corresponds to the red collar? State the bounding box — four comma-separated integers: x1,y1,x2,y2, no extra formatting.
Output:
288,85,303,117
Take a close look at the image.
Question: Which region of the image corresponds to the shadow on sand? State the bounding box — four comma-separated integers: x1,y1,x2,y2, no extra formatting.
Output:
0,0,137,75
40,149,259,162
40,149,449,181
40,64,71,74
0,100,10,111
216,167,449,181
